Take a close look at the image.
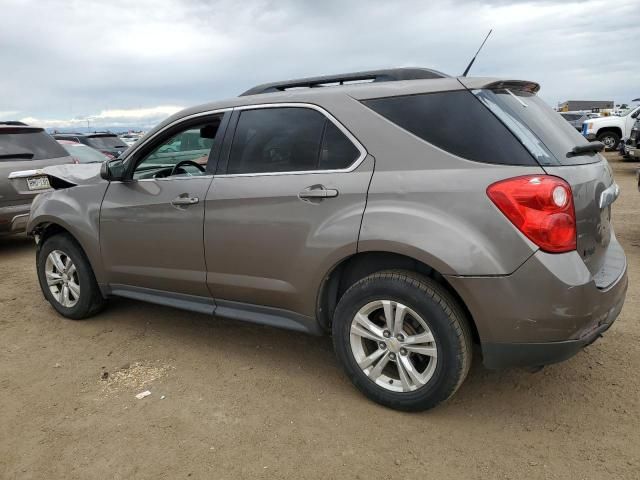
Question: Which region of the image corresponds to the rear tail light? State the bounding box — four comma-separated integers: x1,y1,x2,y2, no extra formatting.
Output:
487,175,576,253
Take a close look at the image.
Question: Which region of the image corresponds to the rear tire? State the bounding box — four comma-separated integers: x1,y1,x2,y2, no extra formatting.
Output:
597,131,620,151
36,233,105,320
332,270,472,411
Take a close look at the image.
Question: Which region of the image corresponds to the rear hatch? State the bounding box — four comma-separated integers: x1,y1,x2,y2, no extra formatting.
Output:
0,126,73,205
467,83,618,280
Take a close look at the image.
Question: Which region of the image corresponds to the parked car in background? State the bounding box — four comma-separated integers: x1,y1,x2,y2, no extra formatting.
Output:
56,140,110,164
559,111,599,131
52,132,128,159
582,104,640,150
10,68,628,411
0,124,73,235
119,133,143,147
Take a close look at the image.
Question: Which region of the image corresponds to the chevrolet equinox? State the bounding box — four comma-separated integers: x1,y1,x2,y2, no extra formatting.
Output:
10,68,628,411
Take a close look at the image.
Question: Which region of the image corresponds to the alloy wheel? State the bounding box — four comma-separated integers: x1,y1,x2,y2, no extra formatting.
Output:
349,300,438,393
45,250,80,308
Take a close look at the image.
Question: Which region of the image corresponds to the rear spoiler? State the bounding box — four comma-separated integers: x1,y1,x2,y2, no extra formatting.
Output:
458,77,540,94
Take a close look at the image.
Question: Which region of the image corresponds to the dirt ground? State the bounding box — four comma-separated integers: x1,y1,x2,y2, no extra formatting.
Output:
1,153,638,480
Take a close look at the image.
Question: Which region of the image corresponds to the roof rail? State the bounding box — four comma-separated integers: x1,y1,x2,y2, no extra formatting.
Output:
239,67,449,96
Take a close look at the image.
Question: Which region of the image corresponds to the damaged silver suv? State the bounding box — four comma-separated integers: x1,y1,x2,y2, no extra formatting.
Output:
11,68,628,411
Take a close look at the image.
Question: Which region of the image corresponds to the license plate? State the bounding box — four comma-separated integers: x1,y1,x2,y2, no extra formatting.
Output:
26,176,51,191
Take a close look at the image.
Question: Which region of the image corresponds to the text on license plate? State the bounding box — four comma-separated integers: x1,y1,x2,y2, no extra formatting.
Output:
27,176,51,191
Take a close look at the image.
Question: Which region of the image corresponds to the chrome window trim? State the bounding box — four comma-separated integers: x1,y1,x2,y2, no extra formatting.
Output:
216,102,368,178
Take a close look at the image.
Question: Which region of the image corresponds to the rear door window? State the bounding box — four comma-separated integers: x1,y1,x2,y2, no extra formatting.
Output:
0,129,68,160
363,90,536,166
226,107,362,175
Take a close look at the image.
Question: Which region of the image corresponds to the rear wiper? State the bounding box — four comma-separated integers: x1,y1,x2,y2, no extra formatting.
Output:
567,141,604,157
0,152,35,159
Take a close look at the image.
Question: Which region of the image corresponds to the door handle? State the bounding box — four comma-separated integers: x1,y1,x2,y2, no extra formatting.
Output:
171,195,199,206
298,186,339,199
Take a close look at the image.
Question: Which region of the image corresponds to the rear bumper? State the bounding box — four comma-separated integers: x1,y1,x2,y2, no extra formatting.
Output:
481,290,625,368
446,236,628,369
0,204,31,235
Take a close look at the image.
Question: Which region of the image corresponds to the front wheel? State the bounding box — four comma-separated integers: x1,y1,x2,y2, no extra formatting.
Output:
597,131,620,151
332,271,472,411
36,233,105,319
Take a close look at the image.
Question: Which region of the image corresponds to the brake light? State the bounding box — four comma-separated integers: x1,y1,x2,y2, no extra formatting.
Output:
487,175,576,253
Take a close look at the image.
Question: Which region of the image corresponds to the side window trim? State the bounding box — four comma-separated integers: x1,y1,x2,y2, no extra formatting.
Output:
216,103,367,177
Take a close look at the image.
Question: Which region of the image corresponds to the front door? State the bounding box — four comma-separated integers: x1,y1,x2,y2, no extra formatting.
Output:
100,113,228,297
204,105,373,316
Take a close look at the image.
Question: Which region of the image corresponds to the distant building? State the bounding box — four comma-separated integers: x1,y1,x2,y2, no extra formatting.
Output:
558,100,614,112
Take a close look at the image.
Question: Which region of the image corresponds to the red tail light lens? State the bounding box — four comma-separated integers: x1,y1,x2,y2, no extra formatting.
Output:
487,175,576,253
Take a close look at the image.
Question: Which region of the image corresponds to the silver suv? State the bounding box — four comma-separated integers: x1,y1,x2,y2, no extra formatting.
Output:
10,68,628,411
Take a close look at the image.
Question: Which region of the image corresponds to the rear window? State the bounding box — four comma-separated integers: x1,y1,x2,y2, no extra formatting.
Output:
474,89,600,166
363,90,536,166
87,135,128,149
0,129,69,160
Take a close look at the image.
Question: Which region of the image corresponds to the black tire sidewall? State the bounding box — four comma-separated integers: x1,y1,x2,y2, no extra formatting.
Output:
597,132,620,150
36,234,100,320
333,273,468,411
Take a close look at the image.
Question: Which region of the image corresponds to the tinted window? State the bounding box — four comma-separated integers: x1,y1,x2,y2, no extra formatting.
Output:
319,121,360,170
363,90,536,166
228,108,326,174
0,129,68,160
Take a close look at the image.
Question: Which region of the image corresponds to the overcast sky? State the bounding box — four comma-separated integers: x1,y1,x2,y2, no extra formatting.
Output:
1,0,638,129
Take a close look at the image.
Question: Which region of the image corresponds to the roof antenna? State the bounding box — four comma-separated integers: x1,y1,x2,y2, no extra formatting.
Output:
462,29,493,77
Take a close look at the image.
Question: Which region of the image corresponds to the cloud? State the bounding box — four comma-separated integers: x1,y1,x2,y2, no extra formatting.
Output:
1,0,638,128
18,105,183,129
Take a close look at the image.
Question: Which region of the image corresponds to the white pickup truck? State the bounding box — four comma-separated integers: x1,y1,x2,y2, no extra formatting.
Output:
582,105,640,150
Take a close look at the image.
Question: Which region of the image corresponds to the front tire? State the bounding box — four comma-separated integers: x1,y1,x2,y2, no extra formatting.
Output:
36,233,105,320
332,270,472,411
597,131,620,151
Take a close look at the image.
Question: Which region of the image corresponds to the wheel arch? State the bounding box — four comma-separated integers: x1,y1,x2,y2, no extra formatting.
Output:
596,126,622,138
316,251,480,344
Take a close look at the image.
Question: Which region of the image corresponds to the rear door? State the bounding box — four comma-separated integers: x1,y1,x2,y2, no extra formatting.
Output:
100,112,228,297
204,104,373,316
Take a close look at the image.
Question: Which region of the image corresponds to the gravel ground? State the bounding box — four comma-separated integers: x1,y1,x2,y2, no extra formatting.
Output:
1,153,638,479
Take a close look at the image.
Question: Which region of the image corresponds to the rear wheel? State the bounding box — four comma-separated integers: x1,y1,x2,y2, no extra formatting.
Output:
36,234,105,319
332,270,472,411
597,131,620,151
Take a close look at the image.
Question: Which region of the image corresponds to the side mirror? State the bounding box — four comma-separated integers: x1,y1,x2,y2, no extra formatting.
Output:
100,159,126,181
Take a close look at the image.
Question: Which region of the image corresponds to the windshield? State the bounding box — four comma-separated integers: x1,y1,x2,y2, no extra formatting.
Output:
62,143,108,163
618,106,640,116
0,130,68,160
474,89,599,166
87,135,128,149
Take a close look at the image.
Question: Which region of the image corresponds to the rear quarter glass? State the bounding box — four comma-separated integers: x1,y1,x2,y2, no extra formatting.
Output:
362,90,537,166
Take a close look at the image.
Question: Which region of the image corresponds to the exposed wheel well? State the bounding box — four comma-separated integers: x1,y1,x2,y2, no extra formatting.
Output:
596,127,622,138
316,251,480,343
34,222,72,245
